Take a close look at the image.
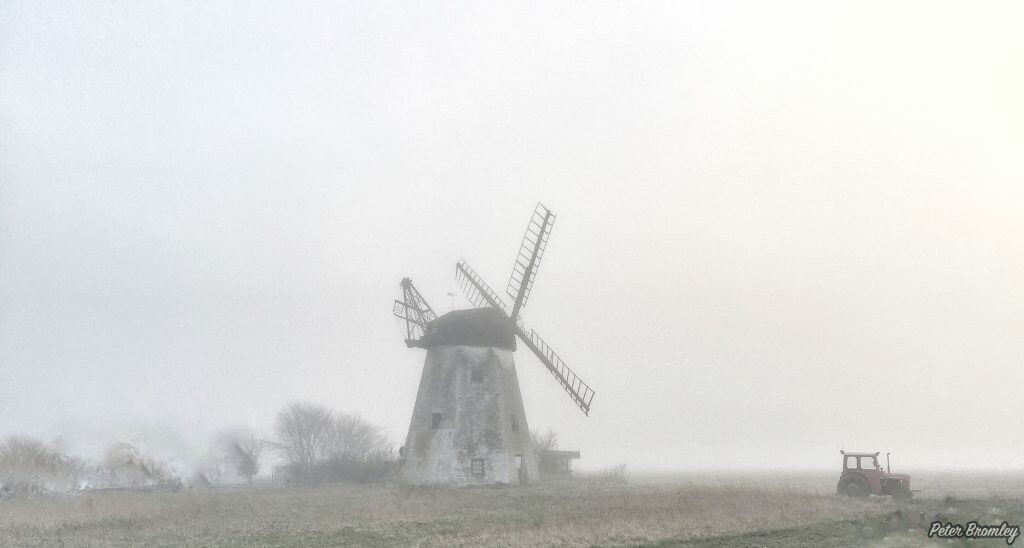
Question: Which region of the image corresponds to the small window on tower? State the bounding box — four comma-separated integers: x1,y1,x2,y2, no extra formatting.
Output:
471,458,485,476
511,414,518,431
431,413,442,430
471,368,483,382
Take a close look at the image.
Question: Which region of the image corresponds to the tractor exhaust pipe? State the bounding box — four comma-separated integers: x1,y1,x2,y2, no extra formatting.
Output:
886,452,891,474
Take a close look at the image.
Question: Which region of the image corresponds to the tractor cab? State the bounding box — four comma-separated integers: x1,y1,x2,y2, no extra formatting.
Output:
838,450,912,498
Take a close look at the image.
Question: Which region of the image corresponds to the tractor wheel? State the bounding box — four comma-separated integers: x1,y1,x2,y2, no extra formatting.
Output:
842,479,867,497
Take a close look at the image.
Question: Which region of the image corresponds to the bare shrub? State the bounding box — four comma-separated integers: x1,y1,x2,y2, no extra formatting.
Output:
0,436,86,492
272,402,393,483
320,412,393,484
328,413,392,462
225,435,264,485
93,442,180,489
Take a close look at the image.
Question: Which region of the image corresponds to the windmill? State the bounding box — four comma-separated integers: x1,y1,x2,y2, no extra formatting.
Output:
393,203,595,485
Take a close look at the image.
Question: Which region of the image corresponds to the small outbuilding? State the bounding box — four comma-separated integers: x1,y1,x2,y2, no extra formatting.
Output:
537,449,580,479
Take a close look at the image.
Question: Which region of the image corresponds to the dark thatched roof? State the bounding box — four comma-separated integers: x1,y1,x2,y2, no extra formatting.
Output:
422,308,516,350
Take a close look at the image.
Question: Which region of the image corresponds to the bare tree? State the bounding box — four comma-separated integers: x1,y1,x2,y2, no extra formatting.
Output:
328,412,391,462
0,436,51,469
531,428,559,451
102,442,179,489
1,436,53,492
0,436,86,492
225,435,264,485
272,402,393,483
272,402,335,473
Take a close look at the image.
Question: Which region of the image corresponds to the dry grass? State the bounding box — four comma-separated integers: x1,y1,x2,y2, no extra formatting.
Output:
0,479,896,547
629,470,1024,500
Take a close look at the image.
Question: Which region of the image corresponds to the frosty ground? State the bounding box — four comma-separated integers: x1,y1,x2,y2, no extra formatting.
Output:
1,473,1021,547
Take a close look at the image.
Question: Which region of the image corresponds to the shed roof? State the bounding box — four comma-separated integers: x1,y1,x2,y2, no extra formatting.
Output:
538,449,581,459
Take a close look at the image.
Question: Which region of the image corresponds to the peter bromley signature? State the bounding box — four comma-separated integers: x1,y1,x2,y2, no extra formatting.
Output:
928,521,1020,545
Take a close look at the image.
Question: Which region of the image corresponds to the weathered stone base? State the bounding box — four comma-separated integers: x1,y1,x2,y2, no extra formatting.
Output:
401,344,537,486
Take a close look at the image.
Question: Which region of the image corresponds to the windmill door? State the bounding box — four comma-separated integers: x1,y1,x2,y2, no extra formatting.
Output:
516,454,529,484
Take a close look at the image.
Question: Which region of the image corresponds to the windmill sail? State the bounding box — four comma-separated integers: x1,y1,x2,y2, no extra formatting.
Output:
514,325,595,415
455,260,507,312
507,202,555,322
456,257,595,416
393,277,437,346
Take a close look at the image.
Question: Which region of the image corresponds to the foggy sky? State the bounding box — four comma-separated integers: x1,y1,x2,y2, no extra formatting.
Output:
2,1,1022,472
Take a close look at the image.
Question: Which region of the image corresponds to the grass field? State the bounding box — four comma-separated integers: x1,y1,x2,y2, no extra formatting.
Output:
1,473,1021,547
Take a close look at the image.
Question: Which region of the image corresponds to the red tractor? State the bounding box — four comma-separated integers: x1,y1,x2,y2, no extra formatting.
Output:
837,450,912,498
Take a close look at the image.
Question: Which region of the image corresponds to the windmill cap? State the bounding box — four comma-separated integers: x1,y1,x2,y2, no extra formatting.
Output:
423,308,516,350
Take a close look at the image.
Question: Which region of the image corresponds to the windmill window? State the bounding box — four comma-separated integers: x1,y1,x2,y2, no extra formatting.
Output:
511,414,518,431
471,458,485,477
431,413,442,430
471,368,483,382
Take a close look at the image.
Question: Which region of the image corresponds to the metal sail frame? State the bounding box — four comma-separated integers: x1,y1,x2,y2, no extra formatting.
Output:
392,277,437,347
